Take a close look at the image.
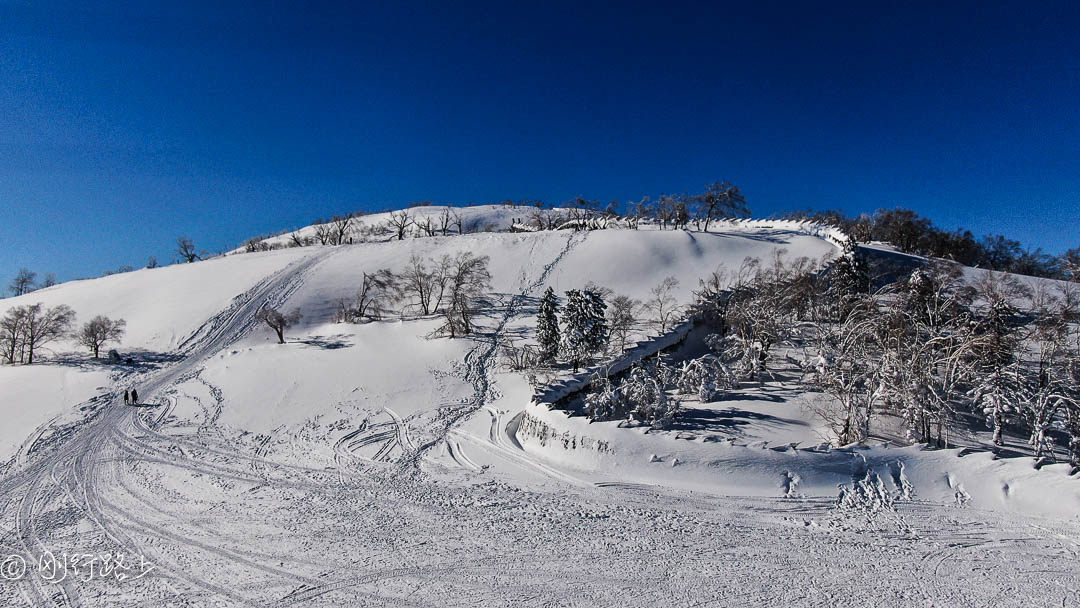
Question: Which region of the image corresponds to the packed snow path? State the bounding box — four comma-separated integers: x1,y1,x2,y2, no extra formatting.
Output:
1,239,1080,606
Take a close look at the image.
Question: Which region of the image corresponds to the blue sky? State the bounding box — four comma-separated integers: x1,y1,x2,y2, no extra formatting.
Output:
1,1,1078,284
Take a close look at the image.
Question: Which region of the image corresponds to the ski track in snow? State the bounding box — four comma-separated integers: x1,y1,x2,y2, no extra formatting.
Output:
2,236,1080,606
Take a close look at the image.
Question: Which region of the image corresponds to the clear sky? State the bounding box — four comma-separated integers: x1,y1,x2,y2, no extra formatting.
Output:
1,1,1078,284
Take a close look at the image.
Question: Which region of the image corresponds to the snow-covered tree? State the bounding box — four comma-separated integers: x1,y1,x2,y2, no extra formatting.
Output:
621,359,680,429
560,289,608,371
536,287,560,364
724,254,811,380
584,374,627,422
677,355,734,403
1016,283,1077,458
828,236,869,315
968,272,1028,445
878,262,980,446
807,297,886,445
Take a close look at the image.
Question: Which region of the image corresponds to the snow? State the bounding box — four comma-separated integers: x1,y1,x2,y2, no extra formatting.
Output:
2,208,1078,606
0,364,112,464
1,247,312,352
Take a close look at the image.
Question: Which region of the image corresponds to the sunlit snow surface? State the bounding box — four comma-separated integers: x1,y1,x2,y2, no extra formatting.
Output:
1,208,1077,607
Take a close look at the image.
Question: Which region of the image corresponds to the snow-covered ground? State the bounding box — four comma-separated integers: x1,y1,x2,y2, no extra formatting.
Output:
1,209,1078,607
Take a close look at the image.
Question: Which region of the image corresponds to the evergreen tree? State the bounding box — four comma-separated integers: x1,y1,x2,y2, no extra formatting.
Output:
829,236,870,313
560,289,608,371
536,287,560,363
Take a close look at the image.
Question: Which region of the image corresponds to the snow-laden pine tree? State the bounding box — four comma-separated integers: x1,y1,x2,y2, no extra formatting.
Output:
560,289,608,371
828,236,869,316
621,359,680,429
536,287,560,364
584,375,627,422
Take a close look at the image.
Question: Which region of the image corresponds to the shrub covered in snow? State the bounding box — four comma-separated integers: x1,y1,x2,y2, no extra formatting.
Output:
585,358,680,429
676,354,736,402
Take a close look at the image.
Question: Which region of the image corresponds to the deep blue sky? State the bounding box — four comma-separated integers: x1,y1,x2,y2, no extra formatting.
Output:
1,1,1078,284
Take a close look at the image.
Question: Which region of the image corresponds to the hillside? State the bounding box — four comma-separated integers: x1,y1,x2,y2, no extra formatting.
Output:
1,207,1077,607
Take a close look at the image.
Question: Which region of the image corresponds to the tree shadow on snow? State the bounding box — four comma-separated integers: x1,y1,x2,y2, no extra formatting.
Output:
670,405,809,436
297,335,352,350
34,350,182,372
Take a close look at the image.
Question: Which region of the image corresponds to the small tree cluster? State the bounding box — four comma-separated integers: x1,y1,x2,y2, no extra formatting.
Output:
334,269,398,322
704,252,822,380
585,358,680,429
1,303,76,364
676,355,736,402
782,206,1076,280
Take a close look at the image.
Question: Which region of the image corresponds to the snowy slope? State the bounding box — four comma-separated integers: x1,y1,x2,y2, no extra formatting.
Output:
2,208,1079,607
236,204,549,251
1,247,313,352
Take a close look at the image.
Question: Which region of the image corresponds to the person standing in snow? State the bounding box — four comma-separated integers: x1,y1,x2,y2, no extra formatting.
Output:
131,388,138,405
123,390,130,405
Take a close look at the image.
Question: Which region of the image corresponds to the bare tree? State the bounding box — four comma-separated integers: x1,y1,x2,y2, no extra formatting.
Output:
257,306,302,344
330,216,353,245
439,253,491,337
807,297,886,445
386,210,414,241
355,270,398,319
146,256,159,269
41,273,57,288
418,216,438,237
0,306,28,364
438,209,454,235
20,303,76,364
177,237,202,263
399,255,442,316
644,276,680,333
878,262,980,446
694,181,749,232
79,315,127,358
314,224,333,245
606,294,640,354
9,268,36,296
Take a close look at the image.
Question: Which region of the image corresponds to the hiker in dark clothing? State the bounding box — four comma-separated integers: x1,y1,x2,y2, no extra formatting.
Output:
131,388,138,405
123,390,130,405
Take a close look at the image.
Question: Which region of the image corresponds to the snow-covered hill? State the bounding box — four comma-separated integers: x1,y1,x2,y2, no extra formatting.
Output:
1,206,1077,607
